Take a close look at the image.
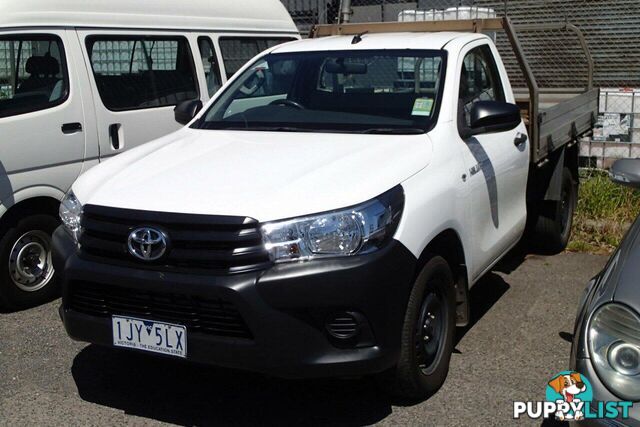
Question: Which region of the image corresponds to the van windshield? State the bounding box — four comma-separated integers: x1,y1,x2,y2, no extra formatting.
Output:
197,49,446,134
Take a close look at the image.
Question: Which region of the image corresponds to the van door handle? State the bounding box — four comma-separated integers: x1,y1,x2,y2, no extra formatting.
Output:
109,124,121,150
514,132,528,147
61,122,82,134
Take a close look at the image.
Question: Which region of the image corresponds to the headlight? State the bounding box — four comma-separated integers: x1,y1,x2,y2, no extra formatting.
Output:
262,186,404,263
59,190,83,243
588,303,640,401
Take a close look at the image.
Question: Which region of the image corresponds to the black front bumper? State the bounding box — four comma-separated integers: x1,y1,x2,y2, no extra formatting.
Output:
54,226,417,378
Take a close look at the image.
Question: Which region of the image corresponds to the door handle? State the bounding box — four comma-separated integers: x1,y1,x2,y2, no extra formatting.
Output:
109,124,121,150
514,132,528,147
61,122,82,134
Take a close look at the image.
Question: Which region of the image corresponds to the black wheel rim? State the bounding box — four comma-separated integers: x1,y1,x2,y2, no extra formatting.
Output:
560,185,573,237
415,287,447,375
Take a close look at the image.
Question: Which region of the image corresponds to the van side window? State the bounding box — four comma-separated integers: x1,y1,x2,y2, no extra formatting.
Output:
218,37,295,79
459,45,505,126
197,37,222,97
0,35,68,118
87,36,198,111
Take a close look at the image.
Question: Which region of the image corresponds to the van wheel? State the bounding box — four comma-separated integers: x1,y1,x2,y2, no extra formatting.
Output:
381,255,456,401
531,167,577,254
0,215,60,310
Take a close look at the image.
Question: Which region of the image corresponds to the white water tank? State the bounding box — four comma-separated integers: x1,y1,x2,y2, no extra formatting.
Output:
444,7,496,20
398,9,442,22
398,6,496,22
398,7,497,43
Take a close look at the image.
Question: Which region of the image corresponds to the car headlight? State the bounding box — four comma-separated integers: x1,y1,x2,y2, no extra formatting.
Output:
588,303,640,401
262,186,404,263
59,190,83,243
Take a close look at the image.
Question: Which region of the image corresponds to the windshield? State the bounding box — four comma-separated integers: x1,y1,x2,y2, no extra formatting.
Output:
197,49,446,134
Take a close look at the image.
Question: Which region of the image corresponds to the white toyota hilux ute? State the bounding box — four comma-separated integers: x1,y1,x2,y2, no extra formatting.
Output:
54,20,597,398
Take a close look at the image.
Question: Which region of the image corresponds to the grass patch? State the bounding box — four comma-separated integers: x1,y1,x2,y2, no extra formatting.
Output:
568,169,640,254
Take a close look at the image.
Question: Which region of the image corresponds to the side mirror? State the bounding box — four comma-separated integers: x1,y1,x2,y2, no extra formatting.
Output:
610,159,640,189
462,101,521,138
174,100,203,125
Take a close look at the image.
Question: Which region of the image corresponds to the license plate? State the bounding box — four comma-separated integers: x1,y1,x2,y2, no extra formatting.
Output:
112,316,187,358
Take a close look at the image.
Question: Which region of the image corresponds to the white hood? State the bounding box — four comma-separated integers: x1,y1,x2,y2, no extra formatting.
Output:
74,129,433,221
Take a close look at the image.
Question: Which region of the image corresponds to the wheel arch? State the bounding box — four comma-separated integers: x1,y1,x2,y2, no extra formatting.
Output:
416,228,470,327
530,143,579,204
0,187,63,234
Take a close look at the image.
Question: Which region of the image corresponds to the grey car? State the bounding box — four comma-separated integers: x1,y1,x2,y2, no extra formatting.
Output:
571,159,640,426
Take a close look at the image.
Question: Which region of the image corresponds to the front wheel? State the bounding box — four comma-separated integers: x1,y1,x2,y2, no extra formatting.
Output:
381,255,456,401
0,214,60,310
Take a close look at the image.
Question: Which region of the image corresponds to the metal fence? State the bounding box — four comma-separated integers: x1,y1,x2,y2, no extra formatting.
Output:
88,40,180,75
282,0,640,87
0,41,34,99
281,0,640,164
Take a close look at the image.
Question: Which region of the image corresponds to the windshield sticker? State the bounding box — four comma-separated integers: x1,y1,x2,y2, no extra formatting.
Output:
412,98,434,116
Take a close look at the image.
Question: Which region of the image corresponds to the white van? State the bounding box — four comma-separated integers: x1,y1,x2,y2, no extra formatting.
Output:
0,0,299,308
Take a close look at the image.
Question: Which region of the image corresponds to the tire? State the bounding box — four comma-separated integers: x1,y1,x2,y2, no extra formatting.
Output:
0,214,61,310
381,255,456,401
531,167,577,254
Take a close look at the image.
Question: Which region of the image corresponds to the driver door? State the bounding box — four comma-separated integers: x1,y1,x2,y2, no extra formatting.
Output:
0,30,86,198
456,42,529,279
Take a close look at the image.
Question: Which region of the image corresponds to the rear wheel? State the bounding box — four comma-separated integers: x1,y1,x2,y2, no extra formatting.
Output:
381,255,456,401
0,214,60,310
531,167,577,254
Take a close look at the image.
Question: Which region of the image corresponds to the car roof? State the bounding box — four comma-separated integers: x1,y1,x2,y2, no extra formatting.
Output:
271,32,486,53
0,0,299,33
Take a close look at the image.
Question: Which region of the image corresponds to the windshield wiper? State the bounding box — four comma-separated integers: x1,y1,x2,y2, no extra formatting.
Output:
206,125,425,134
218,125,315,133
360,128,425,135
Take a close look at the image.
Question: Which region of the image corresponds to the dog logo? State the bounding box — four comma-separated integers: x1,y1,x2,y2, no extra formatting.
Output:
514,370,631,420
546,371,592,421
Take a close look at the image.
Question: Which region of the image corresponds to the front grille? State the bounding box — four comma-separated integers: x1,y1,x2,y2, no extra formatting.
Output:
79,205,271,274
69,281,253,339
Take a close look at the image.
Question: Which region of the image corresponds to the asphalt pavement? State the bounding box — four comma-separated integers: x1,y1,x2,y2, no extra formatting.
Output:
0,252,607,426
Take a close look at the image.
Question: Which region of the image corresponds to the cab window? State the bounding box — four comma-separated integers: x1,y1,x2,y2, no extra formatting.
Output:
218,37,296,80
0,35,68,118
459,45,505,126
86,36,199,111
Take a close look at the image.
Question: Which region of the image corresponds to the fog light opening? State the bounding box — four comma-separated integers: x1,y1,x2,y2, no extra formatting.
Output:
326,311,362,340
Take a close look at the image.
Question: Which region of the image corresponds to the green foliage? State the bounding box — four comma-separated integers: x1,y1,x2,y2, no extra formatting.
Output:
578,169,640,221
569,169,640,254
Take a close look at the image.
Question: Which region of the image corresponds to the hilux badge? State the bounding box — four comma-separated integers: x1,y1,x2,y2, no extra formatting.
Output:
127,227,167,261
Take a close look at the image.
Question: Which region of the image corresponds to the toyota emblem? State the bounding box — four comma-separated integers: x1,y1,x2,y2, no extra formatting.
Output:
127,227,168,261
